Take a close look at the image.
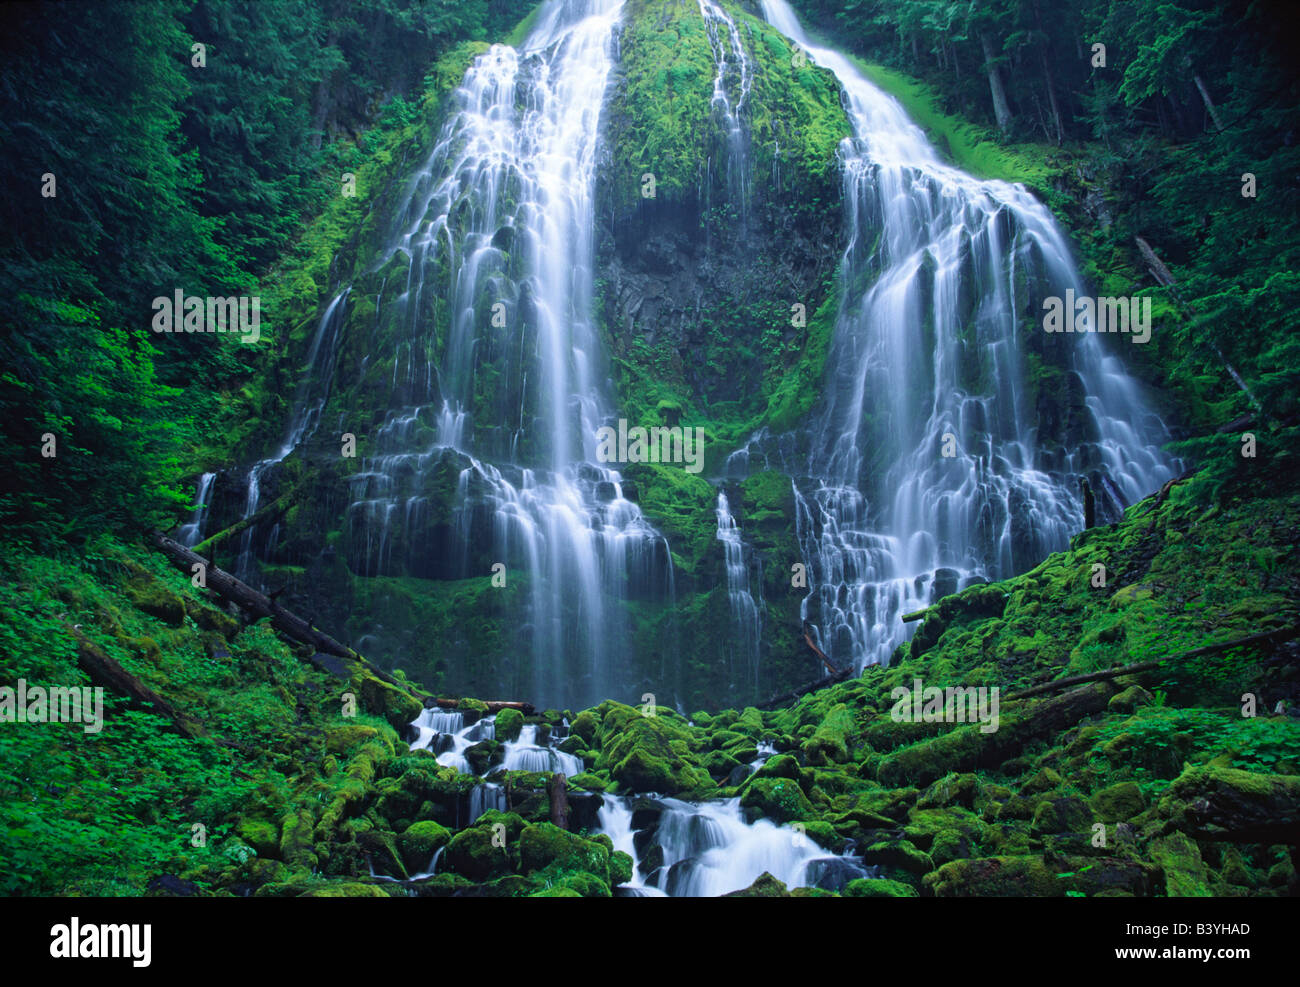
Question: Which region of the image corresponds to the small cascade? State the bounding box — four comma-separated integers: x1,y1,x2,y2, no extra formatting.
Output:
409,708,495,774
408,710,583,780
500,724,585,776
234,288,352,582
176,471,216,547
698,0,752,214
714,491,762,691
597,793,871,897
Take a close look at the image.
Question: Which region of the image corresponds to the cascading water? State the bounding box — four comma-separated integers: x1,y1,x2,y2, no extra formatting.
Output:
596,777,872,896
749,0,1176,673
698,0,752,214
341,0,674,710
714,491,762,691
235,288,352,581
177,471,216,548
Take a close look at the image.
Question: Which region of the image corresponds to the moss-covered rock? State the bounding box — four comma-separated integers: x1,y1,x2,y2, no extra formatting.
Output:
518,823,611,884
1156,765,1300,843
494,707,524,742
741,776,815,824
397,820,452,870
801,703,855,765
722,872,791,897
1090,781,1147,821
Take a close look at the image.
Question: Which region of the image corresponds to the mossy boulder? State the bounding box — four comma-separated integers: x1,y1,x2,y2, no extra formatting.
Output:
1149,833,1211,897
722,872,791,897
494,707,524,742
596,703,709,794
397,820,452,870
1090,781,1147,821
610,850,635,887
917,772,981,809
925,854,1155,897
518,822,611,883
864,838,934,875
740,777,815,824
1155,765,1300,843
1109,685,1154,713
236,818,279,857
445,812,525,881
1030,797,1093,836
125,578,187,626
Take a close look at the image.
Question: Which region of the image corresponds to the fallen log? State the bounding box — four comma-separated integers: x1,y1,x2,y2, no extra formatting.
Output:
1006,625,1300,701
61,621,207,739
876,681,1115,787
901,606,935,624
150,528,364,659
190,480,298,557
759,667,852,710
423,697,536,715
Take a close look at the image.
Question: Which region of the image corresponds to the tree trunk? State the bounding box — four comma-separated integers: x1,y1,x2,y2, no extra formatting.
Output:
548,773,570,830
1193,73,1226,132
424,697,536,715
1134,236,1263,413
981,34,1013,134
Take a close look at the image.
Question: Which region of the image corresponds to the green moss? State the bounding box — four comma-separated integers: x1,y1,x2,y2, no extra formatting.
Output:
494,707,524,742
741,777,814,824
518,823,611,884
843,877,918,898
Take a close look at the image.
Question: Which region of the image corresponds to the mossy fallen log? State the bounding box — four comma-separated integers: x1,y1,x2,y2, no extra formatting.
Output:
1007,625,1300,701
423,697,536,714
875,682,1114,787
150,529,365,664
61,621,207,739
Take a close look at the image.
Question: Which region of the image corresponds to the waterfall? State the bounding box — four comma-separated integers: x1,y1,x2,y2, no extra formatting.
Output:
336,0,675,712
698,0,752,214
755,0,1176,673
177,471,216,548
714,491,762,691
234,288,352,582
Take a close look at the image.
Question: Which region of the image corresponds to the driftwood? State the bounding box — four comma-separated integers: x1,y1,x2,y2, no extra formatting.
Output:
61,621,207,739
548,773,570,831
423,697,536,715
1006,626,1299,701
